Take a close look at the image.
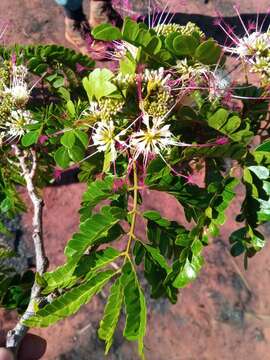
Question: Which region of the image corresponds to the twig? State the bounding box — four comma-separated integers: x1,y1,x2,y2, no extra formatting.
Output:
6,145,49,356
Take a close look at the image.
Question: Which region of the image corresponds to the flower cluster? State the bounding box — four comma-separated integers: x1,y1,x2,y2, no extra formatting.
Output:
78,17,253,172
218,7,270,84
0,61,34,145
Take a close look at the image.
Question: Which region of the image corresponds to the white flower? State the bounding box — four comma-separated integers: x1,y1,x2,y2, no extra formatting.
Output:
130,114,176,163
5,64,30,106
228,32,270,58
218,6,270,82
0,109,36,141
7,83,30,106
92,120,120,161
143,67,171,88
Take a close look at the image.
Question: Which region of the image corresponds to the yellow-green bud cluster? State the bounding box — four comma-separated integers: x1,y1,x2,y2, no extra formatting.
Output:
0,66,9,90
251,57,270,82
0,94,13,122
99,98,125,122
143,90,171,118
155,22,204,39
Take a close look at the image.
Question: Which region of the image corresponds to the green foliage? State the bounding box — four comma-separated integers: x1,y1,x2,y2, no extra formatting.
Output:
83,68,117,101
194,39,221,64
98,277,124,353
24,270,117,327
0,247,34,313
92,23,122,41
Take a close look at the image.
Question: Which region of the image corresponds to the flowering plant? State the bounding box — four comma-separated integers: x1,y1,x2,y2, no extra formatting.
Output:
2,10,270,358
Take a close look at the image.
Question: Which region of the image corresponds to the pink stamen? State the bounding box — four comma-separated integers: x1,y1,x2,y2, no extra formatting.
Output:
53,168,63,181
11,53,16,65
248,20,256,31
76,63,86,73
213,17,221,27
113,178,126,192
215,137,229,145
233,4,250,36
38,135,48,145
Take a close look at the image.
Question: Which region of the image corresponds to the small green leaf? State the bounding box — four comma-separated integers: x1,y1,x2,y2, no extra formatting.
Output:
146,36,162,55
195,39,221,64
54,147,70,168
173,259,197,288
122,17,140,42
83,69,117,101
165,32,178,53
208,108,228,130
221,115,241,134
138,289,147,358
74,130,89,148
191,239,203,256
144,244,171,273
65,206,124,260
67,100,76,117
231,242,245,257
60,131,75,148
255,140,270,152
53,76,65,88
21,130,40,147
119,55,136,75
92,23,122,41
58,87,70,101
173,35,199,56
68,145,84,162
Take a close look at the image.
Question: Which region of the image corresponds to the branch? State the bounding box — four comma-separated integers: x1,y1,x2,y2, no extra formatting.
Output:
6,145,49,355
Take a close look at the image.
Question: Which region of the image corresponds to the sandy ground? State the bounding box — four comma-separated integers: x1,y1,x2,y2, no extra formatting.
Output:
1,1,270,359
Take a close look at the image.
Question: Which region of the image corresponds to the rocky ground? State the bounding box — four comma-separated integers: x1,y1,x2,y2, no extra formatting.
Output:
1,1,270,359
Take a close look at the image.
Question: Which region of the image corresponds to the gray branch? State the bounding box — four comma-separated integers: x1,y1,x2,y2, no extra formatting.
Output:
6,145,49,355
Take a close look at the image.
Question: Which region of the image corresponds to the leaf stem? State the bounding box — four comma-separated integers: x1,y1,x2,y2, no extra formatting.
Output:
124,161,138,258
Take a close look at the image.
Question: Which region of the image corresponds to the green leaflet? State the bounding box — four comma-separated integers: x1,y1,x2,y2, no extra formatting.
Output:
207,108,253,144
42,247,120,294
65,206,124,260
23,270,116,327
82,68,117,101
256,140,270,152
194,39,221,65
41,260,77,294
98,277,124,354
143,244,171,274
206,177,239,231
172,258,201,288
75,247,121,278
138,288,147,359
82,176,117,210
92,23,122,41
123,263,147,349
